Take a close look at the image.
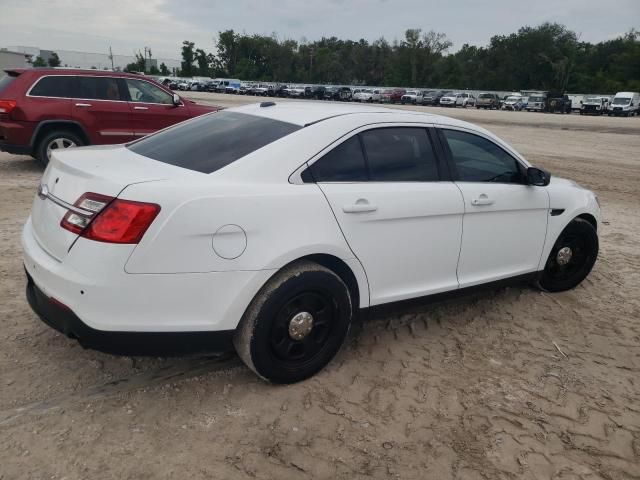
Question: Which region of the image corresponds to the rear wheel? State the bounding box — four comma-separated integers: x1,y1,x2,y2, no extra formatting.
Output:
36,129,84,165
234,261,352,384
537,218,598,292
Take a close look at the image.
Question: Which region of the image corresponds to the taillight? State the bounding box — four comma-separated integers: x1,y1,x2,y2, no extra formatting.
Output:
0,100,17,114
60,192,114,234
60,193,160,244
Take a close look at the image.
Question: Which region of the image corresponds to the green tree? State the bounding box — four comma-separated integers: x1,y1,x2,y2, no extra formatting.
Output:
48,52,61,67
181,41,195,77
32,56,46,67
159,62,169,75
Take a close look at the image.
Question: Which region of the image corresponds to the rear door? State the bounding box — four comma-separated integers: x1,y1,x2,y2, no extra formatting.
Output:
72,76,133,144
437,127,549,288
123,78,190,138
309,126,464,305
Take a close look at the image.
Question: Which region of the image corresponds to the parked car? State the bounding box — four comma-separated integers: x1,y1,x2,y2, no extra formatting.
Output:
177,81,190,91
526,92,547,112
440,92,474,107
502,95,526,111
608,91,640,117
272,84,289,97
309,85,326,100
580,96,609,115
546,93,572,114
476,93,500,109
569,95,585,112
212,78,241,94
287,86,307,98
400,90,424,105
324,86,352,101
0,68,219,164
380,88,405,104
23,103,601,384
353,88,376,102
422,90,447,106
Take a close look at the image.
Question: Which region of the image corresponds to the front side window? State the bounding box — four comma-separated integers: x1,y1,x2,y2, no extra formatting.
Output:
77,76,123,101
361,128,439,182
125,79,173,104
29,76,75,98
442,129,524,184
127,111,300,174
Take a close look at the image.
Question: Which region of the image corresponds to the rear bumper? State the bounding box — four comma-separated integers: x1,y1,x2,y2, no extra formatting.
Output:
0,142,32,155
25,271,234,355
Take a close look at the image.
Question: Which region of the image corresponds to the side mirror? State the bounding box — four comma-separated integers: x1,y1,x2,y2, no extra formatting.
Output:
172,93,181,106
527,167,551,186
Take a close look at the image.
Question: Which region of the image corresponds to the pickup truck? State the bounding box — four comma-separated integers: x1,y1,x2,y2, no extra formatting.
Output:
580,96,609,115
476,93,500,109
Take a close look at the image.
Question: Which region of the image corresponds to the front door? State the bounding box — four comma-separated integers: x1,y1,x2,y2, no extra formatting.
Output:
123,78,191,138
438,128,549,288
309,126,464,306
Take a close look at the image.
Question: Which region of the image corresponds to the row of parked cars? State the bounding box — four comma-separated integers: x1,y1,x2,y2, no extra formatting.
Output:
163,77,639,117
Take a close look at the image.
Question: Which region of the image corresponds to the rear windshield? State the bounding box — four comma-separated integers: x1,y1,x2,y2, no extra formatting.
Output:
127,111,301,174
0,74,16,93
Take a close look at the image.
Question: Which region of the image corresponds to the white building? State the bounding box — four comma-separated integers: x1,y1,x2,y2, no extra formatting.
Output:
6,46,181,72
0,48,32,70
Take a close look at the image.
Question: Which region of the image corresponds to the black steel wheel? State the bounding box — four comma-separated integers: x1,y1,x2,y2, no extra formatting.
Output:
537,218,598,292
234,261,352,383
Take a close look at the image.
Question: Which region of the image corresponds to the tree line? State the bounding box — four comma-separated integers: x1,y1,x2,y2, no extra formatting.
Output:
177,22,640,93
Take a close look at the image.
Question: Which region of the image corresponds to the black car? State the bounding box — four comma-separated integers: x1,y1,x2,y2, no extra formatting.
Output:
271,84,289,97
422,91,446,105
546,92,572,114
309,85,326,100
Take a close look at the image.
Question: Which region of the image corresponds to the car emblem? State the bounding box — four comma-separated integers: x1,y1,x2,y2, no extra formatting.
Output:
37,184,49,200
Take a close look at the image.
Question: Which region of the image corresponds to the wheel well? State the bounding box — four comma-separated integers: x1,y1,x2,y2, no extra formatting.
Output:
32,122,90,149
303,254,361,313
576,213,597,231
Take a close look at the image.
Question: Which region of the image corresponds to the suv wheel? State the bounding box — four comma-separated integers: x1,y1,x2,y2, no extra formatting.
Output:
234,260,352,384
36,130,84,165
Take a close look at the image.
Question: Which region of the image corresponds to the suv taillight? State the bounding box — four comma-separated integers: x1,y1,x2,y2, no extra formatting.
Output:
0,100,17,114
61,192,160,244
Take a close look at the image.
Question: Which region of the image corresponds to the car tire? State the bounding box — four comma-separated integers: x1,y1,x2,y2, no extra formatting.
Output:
536,218,598,293
35,129,84,165
234,260,353,384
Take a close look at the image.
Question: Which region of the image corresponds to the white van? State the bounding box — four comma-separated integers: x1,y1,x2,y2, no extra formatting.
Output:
609,92,640,116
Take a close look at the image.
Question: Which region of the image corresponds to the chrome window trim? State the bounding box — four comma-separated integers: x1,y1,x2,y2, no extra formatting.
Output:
39,188,95,216
26,74,179,106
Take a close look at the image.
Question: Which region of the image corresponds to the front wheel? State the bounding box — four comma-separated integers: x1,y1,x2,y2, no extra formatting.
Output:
537,218,598,292
35,129,84,165
234,261,352,384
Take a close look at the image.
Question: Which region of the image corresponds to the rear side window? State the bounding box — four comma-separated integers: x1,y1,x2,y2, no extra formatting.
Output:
77,76,124,101
127,111,301,174
309,136,367,182
0,74,16,94
29,76,74,98
361,128,439,182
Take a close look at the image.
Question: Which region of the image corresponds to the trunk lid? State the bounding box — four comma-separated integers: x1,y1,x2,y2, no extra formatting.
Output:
30,144,194,261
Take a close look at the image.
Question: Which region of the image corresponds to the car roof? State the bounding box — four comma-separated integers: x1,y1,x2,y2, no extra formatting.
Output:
228,101,485,132
4,68,157,79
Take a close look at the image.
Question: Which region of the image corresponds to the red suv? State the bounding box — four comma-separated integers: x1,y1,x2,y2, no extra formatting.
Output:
0,68,219,164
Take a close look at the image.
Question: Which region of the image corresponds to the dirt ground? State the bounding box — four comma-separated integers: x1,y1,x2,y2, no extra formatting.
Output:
1,95,639,479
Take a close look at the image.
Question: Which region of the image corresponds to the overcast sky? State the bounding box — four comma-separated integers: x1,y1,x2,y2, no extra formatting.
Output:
1,0,638,59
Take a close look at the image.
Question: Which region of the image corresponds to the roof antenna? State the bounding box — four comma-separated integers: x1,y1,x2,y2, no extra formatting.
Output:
260,101,276,107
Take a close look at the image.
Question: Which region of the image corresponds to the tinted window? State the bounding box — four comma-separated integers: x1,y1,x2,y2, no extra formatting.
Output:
0,74,16,94
77,76,123,101
128,111,300,174
442,129,524,183
361,128,439,181
125,79,173,104
29,76,74,98
308,136,367,182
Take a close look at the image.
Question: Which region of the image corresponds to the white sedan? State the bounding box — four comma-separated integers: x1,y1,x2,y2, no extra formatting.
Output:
23,103,600,383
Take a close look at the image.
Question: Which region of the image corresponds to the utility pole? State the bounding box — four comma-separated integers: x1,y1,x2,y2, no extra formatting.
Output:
108,46,114,70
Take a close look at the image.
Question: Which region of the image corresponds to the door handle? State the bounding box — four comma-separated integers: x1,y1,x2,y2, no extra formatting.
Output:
471,194,494,206
342,199,377,213
75,103,92,107
133,106,149,110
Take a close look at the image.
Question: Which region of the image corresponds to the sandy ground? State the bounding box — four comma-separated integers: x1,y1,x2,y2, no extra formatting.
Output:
1,95,639,479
